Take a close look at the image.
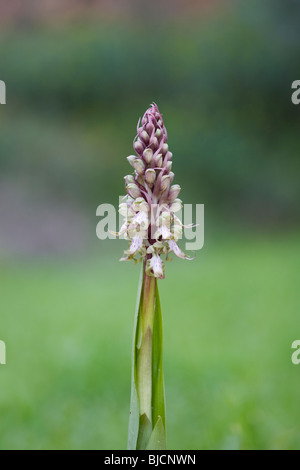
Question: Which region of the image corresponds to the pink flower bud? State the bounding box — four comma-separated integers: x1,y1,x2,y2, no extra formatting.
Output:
145,168,156,185
150,137,159,150
160,175,171,192
134,139,144,154
165,161,172,172
169,198,182,213
143,148,153,164
126,183,141,199
162,143,169,155
140,130,149,144
132,158,145,175
127,155,137,167
155,153,163,167
168,184,181,202
124,175,135,185
146,122,155,135
136,175,144,186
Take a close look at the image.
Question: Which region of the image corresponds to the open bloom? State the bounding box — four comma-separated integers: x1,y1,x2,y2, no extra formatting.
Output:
115,103,193,279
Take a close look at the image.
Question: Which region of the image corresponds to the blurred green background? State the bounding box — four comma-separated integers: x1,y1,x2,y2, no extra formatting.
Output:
0,0,299,450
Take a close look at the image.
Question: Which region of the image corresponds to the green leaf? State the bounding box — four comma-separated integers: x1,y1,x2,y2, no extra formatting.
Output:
127,273,167,450
146,416,167,450
151,284,166,432
136,413,152,450
136,326,153,422
127,266,144,450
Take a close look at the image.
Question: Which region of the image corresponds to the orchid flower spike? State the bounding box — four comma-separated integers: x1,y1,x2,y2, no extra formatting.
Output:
115,103,193,279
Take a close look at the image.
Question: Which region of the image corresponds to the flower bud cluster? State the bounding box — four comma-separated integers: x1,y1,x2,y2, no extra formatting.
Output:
115,103,193,279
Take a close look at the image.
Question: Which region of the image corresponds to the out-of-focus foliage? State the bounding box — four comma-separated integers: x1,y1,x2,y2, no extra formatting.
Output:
0,0,299,451
0,0,299,228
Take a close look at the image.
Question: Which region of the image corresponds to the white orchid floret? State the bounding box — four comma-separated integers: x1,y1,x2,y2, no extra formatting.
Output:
127,223,148,240
109,220,129,239
152,210,171,240
119,202,136,220
118,203,128,216
169,198,182,213
155,210,171,229
127,213,149,239
132,198,149,213
160,211,172,225
154,224,172,240
147,241,164,255
173,214,184,227
132,210,150,228
146,253,165,279
171,223,183,241
146,245,155,255
173,213,197,230
168,240,194,260
121,236,146,261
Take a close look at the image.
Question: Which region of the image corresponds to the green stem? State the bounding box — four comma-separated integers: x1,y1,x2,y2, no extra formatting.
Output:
141,264,157,334
127,261,166,450
136,261,156,422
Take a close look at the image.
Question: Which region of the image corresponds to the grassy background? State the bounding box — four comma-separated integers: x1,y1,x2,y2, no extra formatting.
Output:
1,234,299,450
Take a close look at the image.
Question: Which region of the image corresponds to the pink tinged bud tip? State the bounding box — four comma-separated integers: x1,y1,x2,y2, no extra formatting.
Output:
134,140,144,154
165,161,172,172
140,130,149,144
124,174,135,185
145,168,156,185
169,198,182,213
160,175,171,192
132,158,145,175
126,183,141,199
155,153,163,167
162,144,169,155
127,155,137,167
143,148,153,164
151,137,159,150
146,122,155,135
168,184,181,201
